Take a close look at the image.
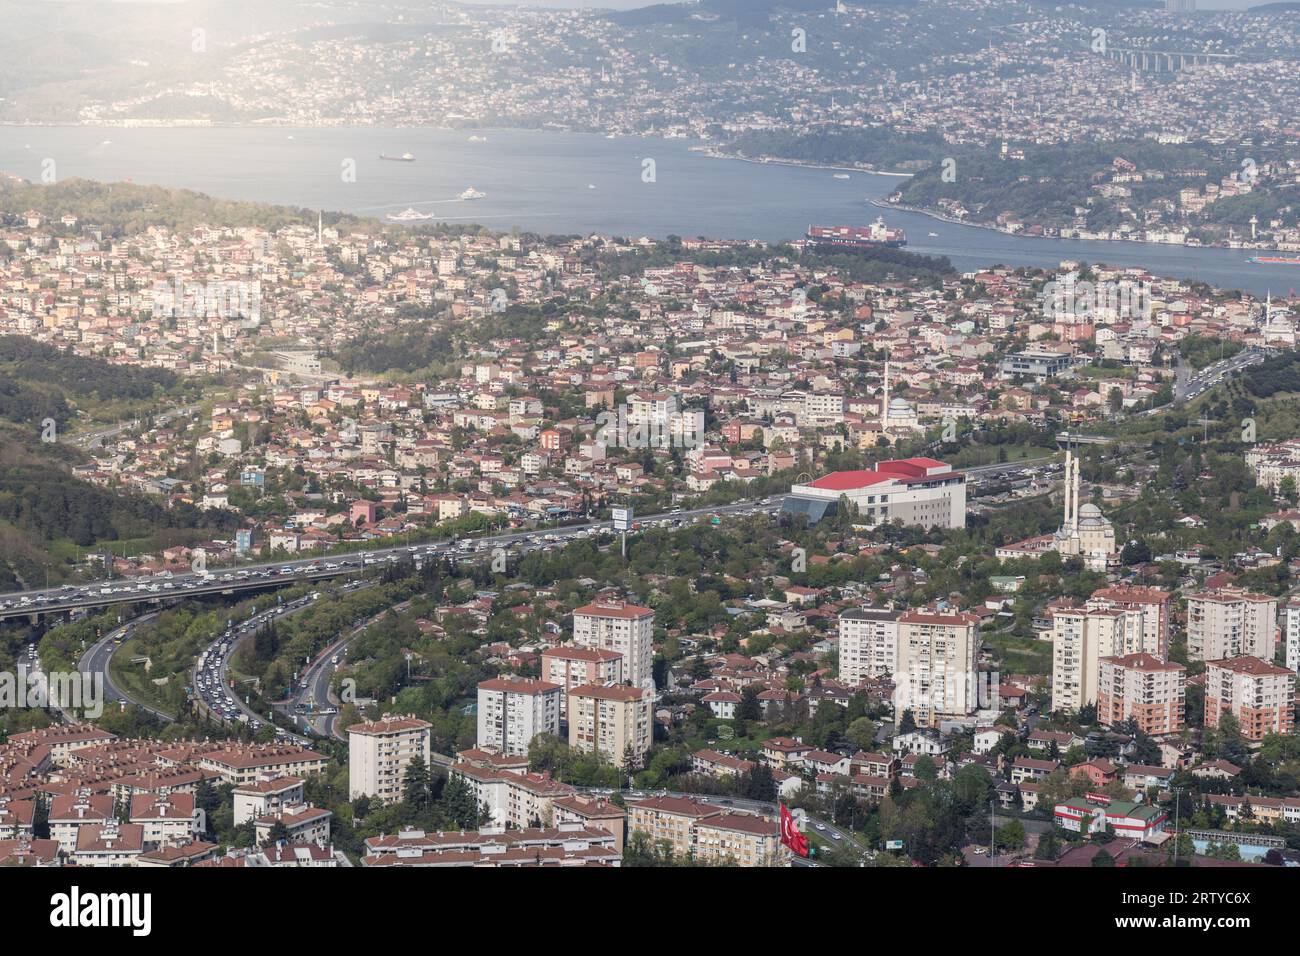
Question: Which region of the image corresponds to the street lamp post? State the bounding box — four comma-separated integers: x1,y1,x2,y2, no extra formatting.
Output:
989,799,996,863
1171,786,1184,867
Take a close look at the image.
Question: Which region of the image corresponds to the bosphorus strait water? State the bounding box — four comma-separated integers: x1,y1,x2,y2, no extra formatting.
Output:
1,125,1293,296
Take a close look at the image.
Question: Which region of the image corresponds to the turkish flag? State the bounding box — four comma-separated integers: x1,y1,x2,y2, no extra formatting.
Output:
779,803,809,858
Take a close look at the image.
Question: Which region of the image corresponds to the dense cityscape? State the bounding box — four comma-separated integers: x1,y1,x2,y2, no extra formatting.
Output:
0,0,1295,930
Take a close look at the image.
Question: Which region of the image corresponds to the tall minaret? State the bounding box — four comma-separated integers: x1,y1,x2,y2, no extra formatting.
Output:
881,359,891,429
1070,453,1081,531
1062,448,1072,530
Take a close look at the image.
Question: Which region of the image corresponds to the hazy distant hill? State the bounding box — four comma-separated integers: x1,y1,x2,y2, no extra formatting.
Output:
607,0,918,26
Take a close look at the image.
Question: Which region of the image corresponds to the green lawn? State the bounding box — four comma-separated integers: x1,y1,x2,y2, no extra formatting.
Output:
947,445,1057,468
984,631,1053,676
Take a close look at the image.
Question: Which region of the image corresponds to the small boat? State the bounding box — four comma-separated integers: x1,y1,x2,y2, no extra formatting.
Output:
459,187,486,200
928,231,939,238
467,135,487,143
833,173,850,180
587,184,596,189
380,152,416,162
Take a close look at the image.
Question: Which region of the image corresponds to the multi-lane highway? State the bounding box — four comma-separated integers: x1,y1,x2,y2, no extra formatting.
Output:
67,404,199,451
0,463,1069,622
280,597,414,739
77,611,170,721
191,590,335,744
0,499,782,621
1164,345,1265,408
33,458,1062,740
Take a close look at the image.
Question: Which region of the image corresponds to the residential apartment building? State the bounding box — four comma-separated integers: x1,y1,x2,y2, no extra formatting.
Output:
1187,587,1278,662
49,791,114,856
1050,600,1148,712
128,794,198,851
1204,656,1296,741
838,607,901,683
550,794,629,854
1096,653,1186,737
540,645,623,719
1089,585,1173,657
692,813,784,867
568,683,652,769
197,745,329,785
232,776,306,826
362,822,621,867
895,608,981,728
1283,597,1300,675
627,795,786,866
252,806,332,848
73,823,145,867
450,757,578,830
476,677,563,756
572,599,656,692
347,715,433,804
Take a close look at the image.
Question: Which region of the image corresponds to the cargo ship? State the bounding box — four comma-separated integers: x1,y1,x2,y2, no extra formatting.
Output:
1249,256,1300,265
380,152,415,162
806,217,907,249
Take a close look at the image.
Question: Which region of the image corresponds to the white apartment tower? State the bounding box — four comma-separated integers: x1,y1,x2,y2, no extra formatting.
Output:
895,608,981,728
347,715,433,804
573,599,656,693
838,607,901,684
1284,598,1300,675
568,684,653,769
1050,601,1151,713
476,677,563,756
1187,587,1277,662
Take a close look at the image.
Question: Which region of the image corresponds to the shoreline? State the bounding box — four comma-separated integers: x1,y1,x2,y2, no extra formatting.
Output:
691,148,914,178
870,198,1289,256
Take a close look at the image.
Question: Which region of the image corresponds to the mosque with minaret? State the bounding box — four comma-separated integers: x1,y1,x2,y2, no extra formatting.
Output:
994,446,1117,570
1052,446,1117,571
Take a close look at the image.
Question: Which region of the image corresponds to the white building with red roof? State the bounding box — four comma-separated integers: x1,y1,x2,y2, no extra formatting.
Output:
785,458,965,528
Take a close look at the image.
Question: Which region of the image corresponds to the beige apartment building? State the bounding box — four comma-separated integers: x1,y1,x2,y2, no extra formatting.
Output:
476,676,563,756
627,795,786,866
837,607,900,683
1050,600,1151,712
1187,587,1277,662
197,745,329,785
572,600,656,692
347,715,433,804
896,608,981,727
128,793,198,850
1089,585,1173,657
568,683,652,769
692,813,784,867
1097,652,1186,736
1204,656,1296,741
551,794,629,854
540,645,623,718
